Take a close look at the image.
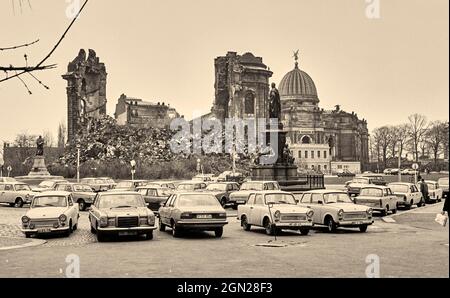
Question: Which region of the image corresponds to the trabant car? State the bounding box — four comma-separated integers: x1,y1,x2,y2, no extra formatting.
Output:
0,182,38,208
228,181,280,209
238,191,314,236
136,186,172,214
202,182,240,207
388,182,424,209
54,183,96,211
354,186,398,216
299,190,374,232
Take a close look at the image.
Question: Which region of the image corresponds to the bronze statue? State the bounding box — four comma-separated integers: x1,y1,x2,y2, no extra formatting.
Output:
36,136,44,156
269,83,281,120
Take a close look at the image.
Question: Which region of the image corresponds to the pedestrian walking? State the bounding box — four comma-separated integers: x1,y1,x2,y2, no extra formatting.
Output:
419,178,429,205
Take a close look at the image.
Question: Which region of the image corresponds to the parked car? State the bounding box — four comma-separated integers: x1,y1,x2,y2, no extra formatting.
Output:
217,171,245,184
361,174,387,185
203,182,240,207
437,177,449,198
33,179,69,192
54,183,96,211
0,182,38,208
383,168,393,175
176,181,207,191
21,191,79,238
88,191,156,241
238,191,314,236
192,174,214,183
390,168,400,175
113,180,148,192
403,169,419,175
145,181,176,190
337,170,356,178
346,177,382,196
354,186,398,216
417,180,443,203
228,181,281,209
298,190,374,232
158,192,228,238
136,186,172,214
388,182,424,209
80,177,116,192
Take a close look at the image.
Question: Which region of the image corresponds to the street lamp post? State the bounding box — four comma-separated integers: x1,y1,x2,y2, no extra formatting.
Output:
76,144,81,183
397,140,402,182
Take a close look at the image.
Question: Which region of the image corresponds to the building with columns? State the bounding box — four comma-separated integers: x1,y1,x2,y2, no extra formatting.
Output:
279,56,369,174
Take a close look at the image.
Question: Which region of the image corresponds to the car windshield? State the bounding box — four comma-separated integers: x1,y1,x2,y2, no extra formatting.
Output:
177,194,221,207
98,194,145,209
360,188,383,197
39,181,55,188
240,182,264,191
324,193,352,204
206,184,227,191
73,185,93,192
426,183,437,190
116,181,133,188
32,196,67,208
389,184,409,193
157,189,171,196
15,184,31,191
265,194,296,205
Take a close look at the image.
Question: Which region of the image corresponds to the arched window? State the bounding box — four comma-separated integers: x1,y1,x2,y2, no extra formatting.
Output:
301,135,312,144
244,93,255,114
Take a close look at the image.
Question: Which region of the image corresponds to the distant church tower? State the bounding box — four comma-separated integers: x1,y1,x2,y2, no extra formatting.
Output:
62,49,107,144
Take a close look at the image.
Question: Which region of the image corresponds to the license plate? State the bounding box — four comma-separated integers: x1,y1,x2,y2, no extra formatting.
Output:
37,228,51,233
237,201,245,204
196,214,212,219
352,222,364,225
289,223,302,226
118,231,138,236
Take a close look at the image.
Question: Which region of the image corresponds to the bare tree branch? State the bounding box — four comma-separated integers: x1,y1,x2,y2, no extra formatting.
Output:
0,39,39,51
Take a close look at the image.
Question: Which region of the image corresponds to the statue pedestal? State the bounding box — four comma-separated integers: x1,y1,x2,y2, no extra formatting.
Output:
27,156,51,177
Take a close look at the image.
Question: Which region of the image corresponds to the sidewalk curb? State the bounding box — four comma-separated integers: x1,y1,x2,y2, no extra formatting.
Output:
385,202,444,223
0,237,47,251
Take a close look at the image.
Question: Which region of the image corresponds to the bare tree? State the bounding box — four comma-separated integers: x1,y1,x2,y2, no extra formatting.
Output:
426,121,446,167
43,131,54,147
372,126,391,169
387,126,399,159
14,132,36,147
57,122,67,148
407,114,428,162
395,124,409,159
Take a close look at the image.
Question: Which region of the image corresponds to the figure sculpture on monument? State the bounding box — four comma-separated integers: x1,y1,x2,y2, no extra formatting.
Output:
36,136,44,156
269,83,281,121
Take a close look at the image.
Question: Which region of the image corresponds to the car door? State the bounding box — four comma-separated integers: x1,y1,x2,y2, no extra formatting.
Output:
0,184,6,203
162,195,177,225
89,195,100,228
311,194,325,224
2,184,14,203
67,195,78,225
252,194,265,226
245,194,257,224
411,185,421,203
159,194,172,224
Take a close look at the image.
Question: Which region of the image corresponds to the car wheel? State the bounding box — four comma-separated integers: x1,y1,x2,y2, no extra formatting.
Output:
359,225,368,232
25,232,33,238
73,223,78,231
326,217,338,233
300,228,310,236
382,206,389,216
263,218,274,236
417,199,424,207
220,198,227,207
78,200,86,211
214,227,223,238
145,231,153,240
8,203,14,207
90,223,96,234
159,217,165,232
171,221,182,238
232,205,238,210
391,208,397,214
241,216,251,231
15,198,24,208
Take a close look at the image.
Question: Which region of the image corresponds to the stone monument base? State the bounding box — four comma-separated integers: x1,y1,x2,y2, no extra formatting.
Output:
250,164,324,192
28,156,51,177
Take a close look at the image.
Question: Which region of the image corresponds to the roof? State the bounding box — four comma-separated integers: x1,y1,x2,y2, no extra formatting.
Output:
360,185,390,189
99,191,141,196
303,189,347,194
35,191,71,197
388,182,414,186
246,190,292,195
279,63,318,102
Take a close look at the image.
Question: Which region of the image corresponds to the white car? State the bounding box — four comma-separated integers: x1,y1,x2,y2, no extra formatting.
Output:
437,177,449,198
0,182,38,208
229,181,280,209
354,186,399,216
388,182,424,209
21,191,79,238
419,180,443,203
298,190,374,232
237,191,314,236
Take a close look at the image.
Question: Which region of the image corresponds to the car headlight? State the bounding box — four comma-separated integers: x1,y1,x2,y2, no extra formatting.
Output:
367,208,373,215
25,194,30,199
99,216,108,227
307,210,314,218
218,213,227,218
274,210,281,221
148,214,155,226
21,216,30,224
59,214,67,222
107,218,116,226
338,209,344,219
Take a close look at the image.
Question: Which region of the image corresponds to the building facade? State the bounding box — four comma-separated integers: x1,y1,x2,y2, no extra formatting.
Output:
280,59,370,173
114,94,180,129
62,49,108,144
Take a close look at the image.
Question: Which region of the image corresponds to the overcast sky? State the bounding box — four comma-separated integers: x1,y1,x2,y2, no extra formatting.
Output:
0,0,448,146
